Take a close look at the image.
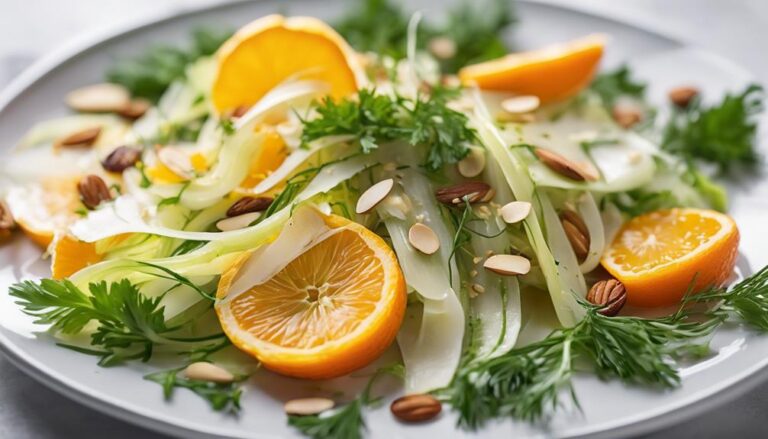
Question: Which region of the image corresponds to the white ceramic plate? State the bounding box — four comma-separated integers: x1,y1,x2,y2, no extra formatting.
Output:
1,1,767,438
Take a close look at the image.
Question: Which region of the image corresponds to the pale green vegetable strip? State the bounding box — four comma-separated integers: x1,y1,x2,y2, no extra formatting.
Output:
577,192,605,273
539,193,587,299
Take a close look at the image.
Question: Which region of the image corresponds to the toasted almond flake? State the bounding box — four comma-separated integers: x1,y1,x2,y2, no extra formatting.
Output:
184,362,235,384
457,146,486,178
472,284,485,294
284,397,335,416
217,212,262,231
484,254,531,276
356,178,395,214
65,83,131,113
58,127,102,147
157,147,195,179
501,95,540,114
500,201,532,224
118,99,151,120
534,148,598,182
408,223,440,255
428,36,457,60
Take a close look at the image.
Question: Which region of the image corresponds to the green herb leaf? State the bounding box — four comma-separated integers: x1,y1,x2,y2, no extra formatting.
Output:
145,366,244,413
662,84,764,173
301,88,476,170
589,65,647,108
107,28,232,102
334,0,410,60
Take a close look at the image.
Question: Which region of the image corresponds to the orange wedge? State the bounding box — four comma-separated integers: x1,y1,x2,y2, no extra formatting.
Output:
601,208,739,307
211,15,364,113
239,127,288,189
215,214,406,379
5,176,84,248
459,34,605,103
51,234,103,279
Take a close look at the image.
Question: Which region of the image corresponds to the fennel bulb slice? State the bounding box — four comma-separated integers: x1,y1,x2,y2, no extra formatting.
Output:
576,192,605,273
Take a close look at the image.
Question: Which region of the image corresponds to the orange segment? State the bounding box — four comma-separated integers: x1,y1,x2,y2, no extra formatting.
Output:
6,176,84,248
211,15,363,113
601,208,739,307
51,234,103,279
215,214,406,379
459,34,605,103
239,127,288,189
146,152,208,184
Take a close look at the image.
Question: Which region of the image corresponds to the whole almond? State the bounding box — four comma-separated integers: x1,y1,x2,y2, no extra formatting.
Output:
227,196,274,217
102,146,142,173
183,362,235,384
65,83,131,113
611,104,642,129
668,86,699,109
534,148,597,182
58,127,102,148
435,182,491,205
560,209,590,261
284,397,335,416
587,278,627,316
118,99,151,120
78,174,112,210
390,394,442,423
0,200,15,239
356,179,394,214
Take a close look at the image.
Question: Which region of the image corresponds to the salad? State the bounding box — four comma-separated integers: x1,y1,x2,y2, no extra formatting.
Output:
1,0,767,437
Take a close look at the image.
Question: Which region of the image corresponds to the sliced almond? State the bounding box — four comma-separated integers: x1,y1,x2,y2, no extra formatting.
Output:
356,179,395,214
65,83,131,113
284,397,335,416
157,147,195,179
217,212,262,231
118,99,151,120
183,362,235,384
500,201,532,224
457,146,486,178
611,104,642,129
483,254,531,276
58,127,102,147
428,36,457,60
534,148,597,182
408,223,440,255
501,95,540,114
668,86,699,109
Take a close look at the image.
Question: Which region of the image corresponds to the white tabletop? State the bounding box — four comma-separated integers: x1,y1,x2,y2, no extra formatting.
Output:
1,1,767,437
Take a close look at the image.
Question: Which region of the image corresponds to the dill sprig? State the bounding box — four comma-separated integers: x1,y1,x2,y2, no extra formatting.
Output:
9,278,226,366
107,28,232,102
145,365,245,413
662,84,764,173
444,266,768,428
301,88,476,171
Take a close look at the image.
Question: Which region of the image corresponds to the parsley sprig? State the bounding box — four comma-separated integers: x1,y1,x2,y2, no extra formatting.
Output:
9,278,226,366
301,88,476,170
145,365,245,413
589,65,647,108
662,84,764,173
443,266,768,428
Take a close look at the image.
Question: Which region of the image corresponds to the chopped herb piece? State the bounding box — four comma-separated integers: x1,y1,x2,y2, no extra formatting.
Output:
589,65,647,108
145,366,245,413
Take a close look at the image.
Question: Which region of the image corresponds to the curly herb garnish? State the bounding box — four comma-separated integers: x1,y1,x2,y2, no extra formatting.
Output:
442,266,768,428
145,364,246,413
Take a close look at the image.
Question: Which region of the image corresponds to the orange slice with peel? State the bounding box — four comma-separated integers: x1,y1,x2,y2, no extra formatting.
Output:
215,214,406,379
601,208,739,308
5,176,84,248
211,15,364,113
459,34,605,103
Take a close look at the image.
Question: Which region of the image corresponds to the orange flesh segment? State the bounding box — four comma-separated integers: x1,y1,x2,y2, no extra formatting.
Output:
8,176,83,248
239,128,288,188
458,34,605,103
601,208,739,307
146,152,207,184
51,235,103,279
212,15,361,113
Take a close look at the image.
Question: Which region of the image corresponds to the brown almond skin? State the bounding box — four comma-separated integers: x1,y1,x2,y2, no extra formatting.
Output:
668,86,699,109
560,209,590,261
226,196,273,217
118,99,151,120
611,105,643,129
78,175,113,210
435,182,491,205
390,394,442,423
0,200,15,240
587,279,627,316
102,146,142,173
534,148,596,182
59,127,102,148
231,105,251,118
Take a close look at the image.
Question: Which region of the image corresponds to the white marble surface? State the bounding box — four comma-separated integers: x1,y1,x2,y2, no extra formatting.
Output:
1,1,767,437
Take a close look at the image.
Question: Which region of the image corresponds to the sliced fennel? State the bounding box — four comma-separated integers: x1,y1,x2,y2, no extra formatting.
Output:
576,192,605,273
17,114,126,149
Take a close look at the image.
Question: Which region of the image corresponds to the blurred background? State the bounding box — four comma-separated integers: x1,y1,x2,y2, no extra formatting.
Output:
1,0,767,438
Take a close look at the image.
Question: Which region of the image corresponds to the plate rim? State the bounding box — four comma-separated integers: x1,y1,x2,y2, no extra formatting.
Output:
0,1,765,438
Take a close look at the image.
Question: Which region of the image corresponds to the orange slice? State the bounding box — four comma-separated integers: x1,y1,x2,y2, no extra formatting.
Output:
5,176,84,248
601,208,739,307
211,15,364,113
146,152,208,184
459,34,605,103
51,234,103,279
239,127,288,189
215,214,406,379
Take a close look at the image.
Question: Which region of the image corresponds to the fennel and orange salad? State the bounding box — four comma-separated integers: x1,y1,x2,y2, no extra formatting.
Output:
1,0,767,437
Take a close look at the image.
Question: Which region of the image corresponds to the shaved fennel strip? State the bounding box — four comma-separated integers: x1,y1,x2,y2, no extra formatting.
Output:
577,192,605,273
